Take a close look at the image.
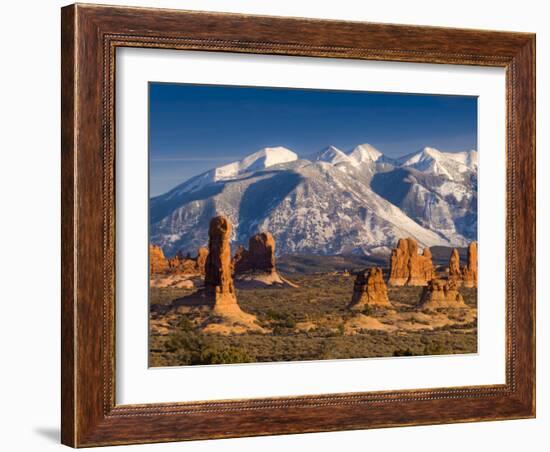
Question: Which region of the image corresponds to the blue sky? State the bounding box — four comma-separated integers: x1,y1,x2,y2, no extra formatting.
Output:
149,82,477,196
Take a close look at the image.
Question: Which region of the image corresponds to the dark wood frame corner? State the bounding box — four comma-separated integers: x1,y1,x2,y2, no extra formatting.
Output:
61,3,536,447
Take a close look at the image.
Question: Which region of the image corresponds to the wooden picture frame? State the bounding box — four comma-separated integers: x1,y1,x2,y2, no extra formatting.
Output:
61,3,535,447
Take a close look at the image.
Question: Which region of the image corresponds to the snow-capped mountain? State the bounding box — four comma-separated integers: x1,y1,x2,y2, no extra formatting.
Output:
162,146,298,199
348,143,394,164
218,146,298,176
150,144,477,256
311,143,392,167
313,145,354,165
397,147,477,181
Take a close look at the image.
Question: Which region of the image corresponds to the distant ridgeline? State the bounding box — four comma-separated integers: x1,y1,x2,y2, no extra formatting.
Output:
150,144,477,257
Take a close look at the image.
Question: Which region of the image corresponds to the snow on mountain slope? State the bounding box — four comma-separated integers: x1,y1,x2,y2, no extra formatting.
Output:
158,146,298,200
397,147,477,180
260,162,450,253
151,158,450,256
151,143,477,256
312,146,356,165
347,143,385,164
216,146,298,177
445,149,478,168
370,167,476,245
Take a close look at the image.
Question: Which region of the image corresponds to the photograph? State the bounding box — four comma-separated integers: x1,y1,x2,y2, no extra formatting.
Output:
148,83,479,367
1,0,541,448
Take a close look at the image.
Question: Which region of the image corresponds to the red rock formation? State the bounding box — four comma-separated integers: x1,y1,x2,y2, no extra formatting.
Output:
196,247,208,275
232,245,247,273
168,217,264,333
167,254,198,274
388,238,434,286
204,216,239,312
232,232,298,288
388,239,410,286
421,248,436,281
462,241,478,288
233,232,276,274
448,248,462,283
349,267,391,310
408,247,435,285
417,278,467,310
149,245,168,274
152,247,208,276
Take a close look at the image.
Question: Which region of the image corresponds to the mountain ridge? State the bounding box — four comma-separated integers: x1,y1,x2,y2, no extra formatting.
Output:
151,144,477,257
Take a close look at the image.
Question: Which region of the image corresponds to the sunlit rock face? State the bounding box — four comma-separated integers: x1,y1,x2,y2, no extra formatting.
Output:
388,238,434,286
348,267,391,310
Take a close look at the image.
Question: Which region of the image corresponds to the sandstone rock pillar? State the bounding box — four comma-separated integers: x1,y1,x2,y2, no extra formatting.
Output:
462,241,478,288
388,238,434,286
196,247,208,275
388,238,410,286
417,278,467,310
204,216,239,312
234,232,276,274
448,248,462,284
349,267,391,310
150,245,168,274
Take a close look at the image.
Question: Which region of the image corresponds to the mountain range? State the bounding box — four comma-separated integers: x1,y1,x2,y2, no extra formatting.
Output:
150,144,477,257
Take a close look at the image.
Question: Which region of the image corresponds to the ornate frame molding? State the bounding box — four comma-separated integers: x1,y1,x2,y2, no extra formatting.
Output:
62,4,535,447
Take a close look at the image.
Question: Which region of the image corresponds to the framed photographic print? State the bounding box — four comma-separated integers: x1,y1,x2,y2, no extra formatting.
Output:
61,3,536,447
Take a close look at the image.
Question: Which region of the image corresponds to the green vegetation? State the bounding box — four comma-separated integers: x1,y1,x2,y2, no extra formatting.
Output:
149,273,478,367
157,317,254,365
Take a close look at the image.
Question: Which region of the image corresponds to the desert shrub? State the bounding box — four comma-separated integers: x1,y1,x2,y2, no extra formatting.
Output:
177,316,194,332
264,309,288,321
272,320,297,336
361,305,373,316
199,345,253,364
150,274,478,366
452,320,477,330
164,328,202,365
164,318,255,365
263,309,297,334
393,348,414,356
423,341,451,356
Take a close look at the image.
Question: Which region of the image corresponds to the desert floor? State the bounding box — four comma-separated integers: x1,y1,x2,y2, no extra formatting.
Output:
149,272,477,367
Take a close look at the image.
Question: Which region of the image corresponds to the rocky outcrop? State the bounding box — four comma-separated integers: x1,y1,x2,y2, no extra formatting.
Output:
388,239,411,285
167,254,198,274
233,231,298,288
150,245,169,274
233,232,276,274
190,216,264,332
168,216,265,334
167,248,208,276
232,246,246,272
348,267,391,310
408,247,436,285
203,216,240,312
388,238,434,286
150,245,208,277
417,278,467,310
462,241,478,288
196,247,208,275
448,248,462,283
